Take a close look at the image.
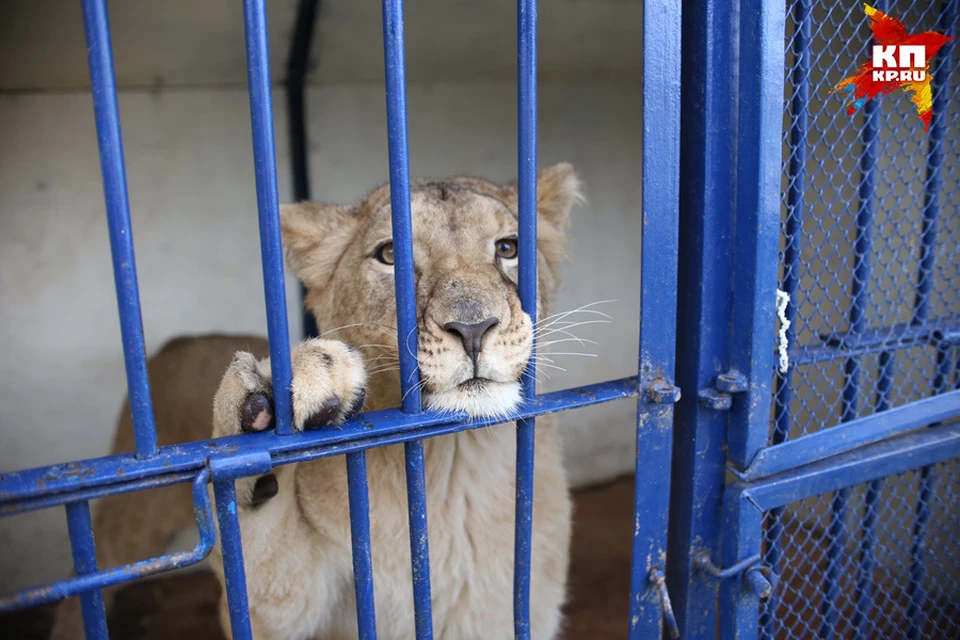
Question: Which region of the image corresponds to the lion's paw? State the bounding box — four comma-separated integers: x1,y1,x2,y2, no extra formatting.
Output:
213,338,367,439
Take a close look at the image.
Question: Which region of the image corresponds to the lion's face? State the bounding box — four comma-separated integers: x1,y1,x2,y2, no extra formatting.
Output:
281,163,581,418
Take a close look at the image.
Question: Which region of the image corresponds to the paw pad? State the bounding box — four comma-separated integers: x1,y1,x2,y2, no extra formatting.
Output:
241,393,273,433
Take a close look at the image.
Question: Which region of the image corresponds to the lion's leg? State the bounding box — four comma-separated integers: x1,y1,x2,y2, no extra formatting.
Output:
210,338,367,639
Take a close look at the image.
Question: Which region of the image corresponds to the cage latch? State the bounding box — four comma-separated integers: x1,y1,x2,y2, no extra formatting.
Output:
648,568,681,639
647,379,681,404
697,369,748,411
693,551,777,599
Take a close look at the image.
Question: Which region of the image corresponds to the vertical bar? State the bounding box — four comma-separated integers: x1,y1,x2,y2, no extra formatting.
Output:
404,440,434,640
725,0,786,469
381,3,435,635
285,0,322,340
827,4,885,630
513,1,538,637
629,0,682,637
65,501,108,639
347,452,377,640
906,465,934,639
853,352,890,639
667,0,736,633
381,0,421,413
213,480,254,640
763,1,809,634
80,0,157,459
906,3,956,636
242,0,294,436
850,6,884,624
718,487,764,640
820,489,846,637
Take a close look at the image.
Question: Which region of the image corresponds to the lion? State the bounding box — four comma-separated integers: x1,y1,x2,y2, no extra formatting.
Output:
51,163,582,639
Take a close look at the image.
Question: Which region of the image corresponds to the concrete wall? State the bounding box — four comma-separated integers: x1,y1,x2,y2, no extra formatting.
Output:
0,81,644,591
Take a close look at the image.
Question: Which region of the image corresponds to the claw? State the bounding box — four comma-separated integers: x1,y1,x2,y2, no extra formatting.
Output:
250,474,279,507
344,389,367,420
303,397,342,431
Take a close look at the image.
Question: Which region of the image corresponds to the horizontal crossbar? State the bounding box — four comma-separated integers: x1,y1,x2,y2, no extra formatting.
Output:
0,377,640,515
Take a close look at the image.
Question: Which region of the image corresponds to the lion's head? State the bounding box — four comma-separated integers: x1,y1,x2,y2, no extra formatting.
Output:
280,162,582,418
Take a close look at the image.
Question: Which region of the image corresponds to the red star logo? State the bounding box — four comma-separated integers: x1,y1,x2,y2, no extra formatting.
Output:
834,4,952,131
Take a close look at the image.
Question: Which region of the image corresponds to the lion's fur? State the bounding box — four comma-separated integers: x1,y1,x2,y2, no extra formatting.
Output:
51,164,583,639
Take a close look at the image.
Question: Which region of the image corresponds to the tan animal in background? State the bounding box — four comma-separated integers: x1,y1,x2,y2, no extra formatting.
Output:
51,163,582,639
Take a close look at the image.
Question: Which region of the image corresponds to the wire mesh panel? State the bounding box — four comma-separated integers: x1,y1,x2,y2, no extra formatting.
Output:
775,0,960,447
759,459,960,639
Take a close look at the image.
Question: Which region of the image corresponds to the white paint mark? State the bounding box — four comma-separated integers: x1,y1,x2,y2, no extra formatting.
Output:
776,290,791,374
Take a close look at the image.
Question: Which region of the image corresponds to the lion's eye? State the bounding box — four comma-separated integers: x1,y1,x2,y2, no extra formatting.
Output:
374,241,395,265
495,237,518,260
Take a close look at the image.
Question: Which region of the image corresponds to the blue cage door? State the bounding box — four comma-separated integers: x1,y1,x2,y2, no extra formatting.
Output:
702,0,960,639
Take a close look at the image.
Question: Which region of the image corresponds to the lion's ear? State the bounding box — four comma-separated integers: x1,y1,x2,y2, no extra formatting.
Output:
503,163,584,269
534,162,584,229
280,202,359,289
503,162,584,229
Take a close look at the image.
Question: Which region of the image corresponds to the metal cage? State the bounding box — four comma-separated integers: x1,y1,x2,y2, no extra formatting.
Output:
1,0,958,639
0,0,680,638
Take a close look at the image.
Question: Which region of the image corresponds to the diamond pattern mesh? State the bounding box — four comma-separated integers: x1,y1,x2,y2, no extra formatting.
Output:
774,0,960,443
759,459,960,639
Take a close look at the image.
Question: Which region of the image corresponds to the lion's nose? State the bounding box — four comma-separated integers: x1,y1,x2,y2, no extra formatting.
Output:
443,317,500,369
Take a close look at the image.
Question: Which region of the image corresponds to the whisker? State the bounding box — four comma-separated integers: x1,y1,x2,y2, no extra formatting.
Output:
533,361,567,373
318,322,398,338
536,337,599,348
533,309,614,333
539,351,598,358
534,319,611,338
532,300,617,328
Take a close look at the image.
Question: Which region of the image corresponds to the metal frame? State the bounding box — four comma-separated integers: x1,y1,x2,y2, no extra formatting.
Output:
711,0,960,638
0,0,683,638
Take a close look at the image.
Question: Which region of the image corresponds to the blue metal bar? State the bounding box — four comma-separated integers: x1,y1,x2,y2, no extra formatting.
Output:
513,0,537,637
732,382,960,481
346,452,377,639
629,0,681,636
1,470,195,518
404,440,434,640
0,377,637,510
853,350,892,639
906,465,933,640
242,0,294,436
793,321,960,364
381,0,421,413
213,480,254,640
827,7,885,630
725,0,786,469
820,489,846,638
513,418,535,640
65,501,108,639
0,469,214,613
905,6,956,635
718,483,765,640
667,0,737,633
379,7,435,629
764,1,809,633
742,423,960,511
80,0,157,459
